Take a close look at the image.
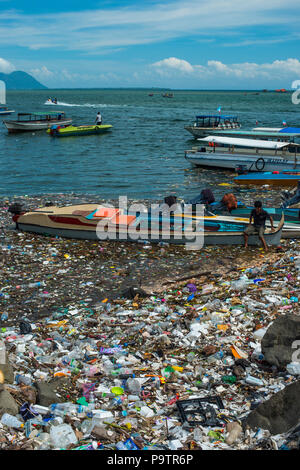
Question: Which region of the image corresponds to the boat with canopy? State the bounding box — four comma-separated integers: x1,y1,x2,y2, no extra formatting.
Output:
3,111,72,133
185,136,300,172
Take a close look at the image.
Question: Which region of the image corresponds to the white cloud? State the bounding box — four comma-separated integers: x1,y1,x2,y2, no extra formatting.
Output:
30,65,53,79
0,57,15,73
0,1,299,53
151,57,300,81
152,57,194,74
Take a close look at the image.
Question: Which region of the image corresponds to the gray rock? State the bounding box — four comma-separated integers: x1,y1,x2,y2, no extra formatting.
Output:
34,381,62,407
244,380,300,435
0,390,19,417
261,315,300,368
0,354,15,384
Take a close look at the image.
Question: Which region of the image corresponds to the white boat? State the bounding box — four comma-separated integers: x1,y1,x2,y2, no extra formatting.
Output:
3,111,72,133
0,105,14,116
185,136,300,172
185,115,241,138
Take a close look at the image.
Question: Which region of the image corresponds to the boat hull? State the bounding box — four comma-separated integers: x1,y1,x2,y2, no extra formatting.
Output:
234,172,300,187
3,119,73,133
185,150,300,172
12,204,284,246
47,124,112,137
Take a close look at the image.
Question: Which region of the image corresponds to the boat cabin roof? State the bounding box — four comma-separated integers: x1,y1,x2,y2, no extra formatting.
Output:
198,135,293,149
195,115,238,120
17,111,66,117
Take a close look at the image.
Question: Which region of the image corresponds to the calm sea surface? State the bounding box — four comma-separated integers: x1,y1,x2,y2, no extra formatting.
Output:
1,89,299,203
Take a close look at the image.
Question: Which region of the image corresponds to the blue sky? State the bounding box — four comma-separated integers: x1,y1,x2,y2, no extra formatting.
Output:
0,0,300,89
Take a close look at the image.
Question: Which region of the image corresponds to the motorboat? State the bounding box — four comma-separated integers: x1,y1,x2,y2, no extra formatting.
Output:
234,170,300,187
185,115,241,138
3,112,72,133
8,202,284,247
47,124,112,137
185,136,300,172
0,105,14,116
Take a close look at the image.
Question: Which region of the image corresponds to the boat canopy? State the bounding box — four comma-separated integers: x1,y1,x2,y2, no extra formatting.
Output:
195,115,238,120
198,135,291,149
17,111,65,116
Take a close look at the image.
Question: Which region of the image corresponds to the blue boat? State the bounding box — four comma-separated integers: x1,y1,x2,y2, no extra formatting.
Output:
234,170,300,187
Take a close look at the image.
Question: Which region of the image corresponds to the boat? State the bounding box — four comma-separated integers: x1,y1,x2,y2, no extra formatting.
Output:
0,105,14,116
185,136,300,172
185,115,241,138
234,170,300,187
198,128,300,143
162,93,173,98
47,124,113,137
8,203,284,246
3,112,72,133
45,98,57,105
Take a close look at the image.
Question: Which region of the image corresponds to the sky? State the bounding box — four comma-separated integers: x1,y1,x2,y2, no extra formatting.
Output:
0,0,300,89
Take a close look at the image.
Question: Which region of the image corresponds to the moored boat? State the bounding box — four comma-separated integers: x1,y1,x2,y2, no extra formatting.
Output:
185,136,300,172
3,111,72,133
185,115,241,138
234,170,300,187
8,203,284,246
47,124,113,137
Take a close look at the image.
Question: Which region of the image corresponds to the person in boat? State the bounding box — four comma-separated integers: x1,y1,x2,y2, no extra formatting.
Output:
53,98,57,104
95,112,102,126
243,200,275,251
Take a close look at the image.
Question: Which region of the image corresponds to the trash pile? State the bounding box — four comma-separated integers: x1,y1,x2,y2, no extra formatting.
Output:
0,195,299,450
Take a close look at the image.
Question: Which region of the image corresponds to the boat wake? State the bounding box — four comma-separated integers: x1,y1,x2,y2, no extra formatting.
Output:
44,101,127,108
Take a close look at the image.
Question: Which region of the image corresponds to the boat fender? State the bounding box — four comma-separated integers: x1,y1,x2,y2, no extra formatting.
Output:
255,157,265,171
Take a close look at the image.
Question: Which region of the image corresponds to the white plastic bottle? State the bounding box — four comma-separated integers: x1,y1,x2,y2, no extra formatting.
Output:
50,423,78,449
1,413,23,428
0,340,6,363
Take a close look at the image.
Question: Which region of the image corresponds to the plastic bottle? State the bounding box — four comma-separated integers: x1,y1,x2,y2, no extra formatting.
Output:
116,441,128,450
15,374,32,386
126,378,141,394
1,413,24,428
0,340,6,363
50,423,78,448
286,362,300,375
245,375,264,386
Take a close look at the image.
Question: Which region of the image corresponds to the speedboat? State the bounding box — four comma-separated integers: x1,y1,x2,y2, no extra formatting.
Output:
185,135,300,172
3,111,72,133
45,99,57,105
234,170,300,187
0,105,14,116
47,124,113,137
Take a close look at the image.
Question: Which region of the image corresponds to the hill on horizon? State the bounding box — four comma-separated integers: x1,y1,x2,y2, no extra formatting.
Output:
0,71,47,90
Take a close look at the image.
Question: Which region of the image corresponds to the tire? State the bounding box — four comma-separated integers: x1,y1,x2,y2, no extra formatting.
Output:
255,157,265,171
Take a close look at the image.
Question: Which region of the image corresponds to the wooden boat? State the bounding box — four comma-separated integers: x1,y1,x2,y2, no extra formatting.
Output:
0,105,14,116
3,112,72,133
8,203,284,246
185,115,241,138
185,136,300,172
234,170,300,187
47,124,112,137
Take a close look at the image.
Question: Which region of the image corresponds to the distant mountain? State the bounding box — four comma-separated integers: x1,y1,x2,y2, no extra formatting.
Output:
0,71,47,90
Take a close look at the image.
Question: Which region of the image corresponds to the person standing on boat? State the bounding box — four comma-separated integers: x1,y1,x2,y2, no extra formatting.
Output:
95,112,102,126
243,200,275,251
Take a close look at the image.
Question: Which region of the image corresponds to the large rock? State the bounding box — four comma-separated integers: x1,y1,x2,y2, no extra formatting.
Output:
0,389,19,417
261,315,300,368
244,380,300,434
0,354,15,384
